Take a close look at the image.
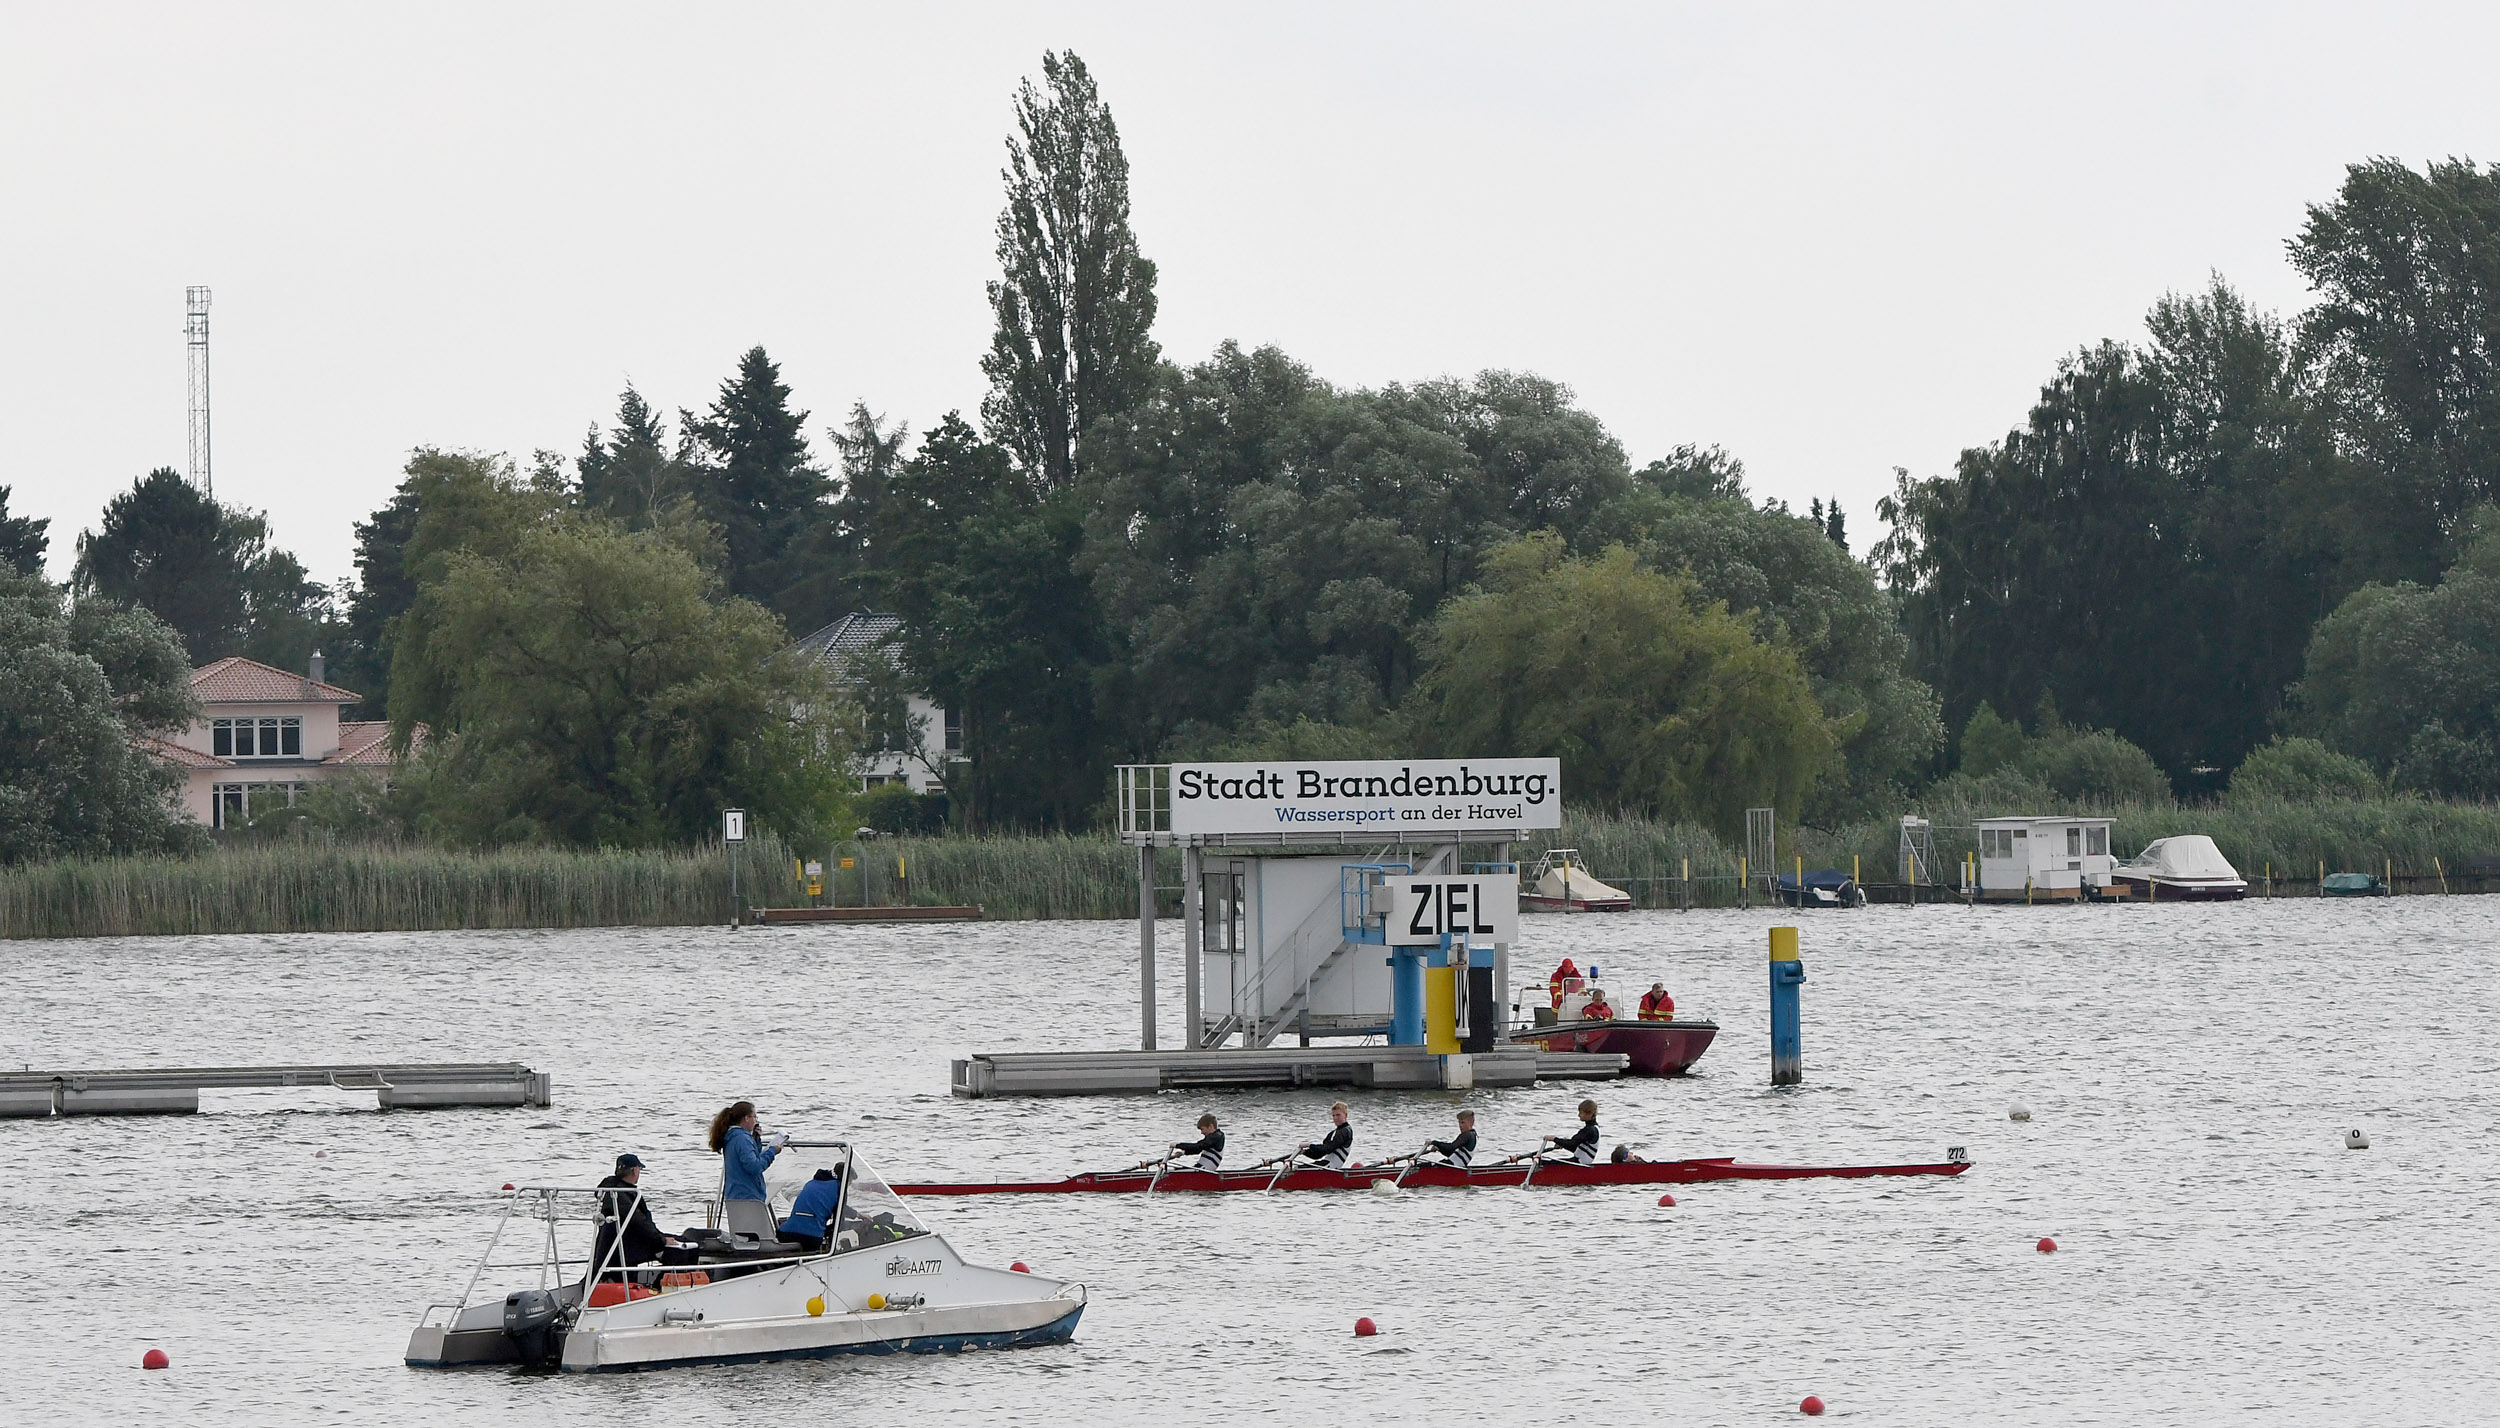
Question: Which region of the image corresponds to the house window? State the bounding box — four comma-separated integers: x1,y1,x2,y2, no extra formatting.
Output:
2086,826,2107,856
211,781,308,829
943,707,963,755
214,716,302,758
1982,830,2002,858
2067,827,2082,856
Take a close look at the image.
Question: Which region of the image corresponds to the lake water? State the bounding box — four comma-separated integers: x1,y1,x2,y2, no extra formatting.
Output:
4,898,2495,1425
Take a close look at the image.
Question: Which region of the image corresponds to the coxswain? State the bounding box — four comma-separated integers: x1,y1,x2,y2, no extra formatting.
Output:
1638,982,1675,1021
1580,986,1616,1021
1548,958,1581,1010
1298,1101,1355,1169
1423,1109,1478,1168
1542,1099,1602,1165
1170,1113,1225,1170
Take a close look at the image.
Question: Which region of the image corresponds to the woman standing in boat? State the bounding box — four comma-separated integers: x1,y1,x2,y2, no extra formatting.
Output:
708,1099,783,1240
1297,1102,1355,1169
1169,1113,1225,1170
1542,1099,1601,1165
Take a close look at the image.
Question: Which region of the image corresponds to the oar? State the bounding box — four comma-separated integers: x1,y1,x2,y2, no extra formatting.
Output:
1391,1143,1437,1188
1143,1155,1176,1196
1263,1150,1310,1194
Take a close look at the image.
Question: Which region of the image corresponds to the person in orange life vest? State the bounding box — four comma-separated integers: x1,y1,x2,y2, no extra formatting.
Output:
1638,983,1675,1021
1580,986,1615,1021
1548,958,1580,1010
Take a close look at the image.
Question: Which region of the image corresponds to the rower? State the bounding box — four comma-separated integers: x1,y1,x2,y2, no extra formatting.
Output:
1170,1113,1225,1170
1542,1099,1602,1165
1638,982,1675,1021
1423,1110,1477,1168
1580,986,1616,1021
1297,1102,1355,1169
1547,958,1582,1010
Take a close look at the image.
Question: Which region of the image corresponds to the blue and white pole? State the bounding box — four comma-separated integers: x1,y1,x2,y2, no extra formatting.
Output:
1390,945,1427,1046
1769,925,1805,1085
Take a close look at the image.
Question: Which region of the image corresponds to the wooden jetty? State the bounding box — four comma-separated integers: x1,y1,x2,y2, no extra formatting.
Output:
951,1046,1626,1098
0,1062,553,1117
750,905,984,924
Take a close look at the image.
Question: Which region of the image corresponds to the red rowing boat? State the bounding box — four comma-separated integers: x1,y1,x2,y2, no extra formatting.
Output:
891,1155,1969,1195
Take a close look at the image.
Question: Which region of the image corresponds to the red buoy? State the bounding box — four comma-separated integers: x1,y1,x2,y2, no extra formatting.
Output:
1656,1193,1677,1207
502,1183,516,1191
141,1349,169,1370
1010,1261,1029,1273
2036,1237,2057,1254
1353,1316,1378,1337
1800,1395,1824,1415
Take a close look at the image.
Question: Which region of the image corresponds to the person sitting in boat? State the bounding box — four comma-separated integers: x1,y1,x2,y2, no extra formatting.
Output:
594,1153,683,1279
1541,1099,1602,1165
1423,1109,1477,1167
1579,987,1616,1021
1638,982,1675,1021
1297,1102,1355,1169
776,1167,843,1251
1610,1143,1647,1164
1170,1113,1225,1170
708,1099,784,1241
1548,958,1581,1010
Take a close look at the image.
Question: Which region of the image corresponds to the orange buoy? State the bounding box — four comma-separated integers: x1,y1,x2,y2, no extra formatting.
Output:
1800,1394,1824,1415
1353,1316,1378,1337
141,1349,169,1370
1010,1261,1030,1273
2036,1237,2057,1254
1656,1193,1677,1207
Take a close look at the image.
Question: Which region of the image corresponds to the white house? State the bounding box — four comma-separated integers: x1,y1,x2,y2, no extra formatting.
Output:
142,655,408,829
792,612,960,795
1972,815,2117,902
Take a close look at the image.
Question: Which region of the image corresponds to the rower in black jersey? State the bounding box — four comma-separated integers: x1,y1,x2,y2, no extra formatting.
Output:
1423,1109,1478,1168
1541,1099,1601,1165
1297,1101,1354,1169
1169,1113,1225,1170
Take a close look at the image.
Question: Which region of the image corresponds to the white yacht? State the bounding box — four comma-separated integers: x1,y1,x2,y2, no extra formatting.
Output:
406,1142,1085,1372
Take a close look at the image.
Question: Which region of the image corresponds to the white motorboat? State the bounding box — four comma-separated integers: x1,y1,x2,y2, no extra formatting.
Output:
2112,834,2248,901
1520,849,1633,912
406,1142,1084,1372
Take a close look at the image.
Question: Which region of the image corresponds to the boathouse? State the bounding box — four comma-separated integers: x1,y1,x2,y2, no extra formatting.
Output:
1972,815,2116,902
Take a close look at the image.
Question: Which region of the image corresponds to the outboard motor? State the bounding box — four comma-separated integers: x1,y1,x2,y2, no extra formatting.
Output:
502,1288,567,1365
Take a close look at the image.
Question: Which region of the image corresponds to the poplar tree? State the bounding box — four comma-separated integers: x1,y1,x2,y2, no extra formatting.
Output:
981,51,1161,489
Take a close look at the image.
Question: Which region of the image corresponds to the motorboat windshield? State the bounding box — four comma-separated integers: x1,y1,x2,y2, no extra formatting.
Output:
765,1147,929,1245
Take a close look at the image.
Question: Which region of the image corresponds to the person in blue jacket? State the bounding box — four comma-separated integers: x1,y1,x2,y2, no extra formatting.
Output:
707,1099,782,1240
778,1168,843,1250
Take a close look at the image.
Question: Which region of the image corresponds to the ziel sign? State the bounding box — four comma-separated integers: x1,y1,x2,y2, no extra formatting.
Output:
1168,758,1561,839
1388,875,1520,946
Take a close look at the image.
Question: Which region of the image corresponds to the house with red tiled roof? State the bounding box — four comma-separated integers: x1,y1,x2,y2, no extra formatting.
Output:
149,655,418,829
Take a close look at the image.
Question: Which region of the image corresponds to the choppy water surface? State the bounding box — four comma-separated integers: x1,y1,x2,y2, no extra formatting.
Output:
5,900,2496,1425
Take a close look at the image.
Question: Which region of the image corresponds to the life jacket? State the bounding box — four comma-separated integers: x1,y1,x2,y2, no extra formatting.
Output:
1583,998,1614,1021
1639,989,1674,1021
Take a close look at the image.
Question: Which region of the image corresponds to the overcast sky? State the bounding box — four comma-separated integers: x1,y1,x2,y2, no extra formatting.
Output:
4,3,2495,589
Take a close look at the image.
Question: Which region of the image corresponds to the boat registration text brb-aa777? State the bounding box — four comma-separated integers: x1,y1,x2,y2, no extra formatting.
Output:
1169,758,1562,839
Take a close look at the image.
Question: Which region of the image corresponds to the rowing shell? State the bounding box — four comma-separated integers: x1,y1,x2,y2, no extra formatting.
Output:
891,1155,1970,1196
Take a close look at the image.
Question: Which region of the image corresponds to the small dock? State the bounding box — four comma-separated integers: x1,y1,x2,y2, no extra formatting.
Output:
0,1062,554,1117
750,905,984,924
951,1046,1626,1098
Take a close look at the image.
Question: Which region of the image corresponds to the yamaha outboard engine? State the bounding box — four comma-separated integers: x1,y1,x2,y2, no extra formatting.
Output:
502,1288,567,1365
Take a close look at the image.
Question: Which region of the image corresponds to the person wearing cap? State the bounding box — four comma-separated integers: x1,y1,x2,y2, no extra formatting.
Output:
777,1167,844,1250
1547,958,1581,1010
1638,982,1675,1021
594,1154,680,1279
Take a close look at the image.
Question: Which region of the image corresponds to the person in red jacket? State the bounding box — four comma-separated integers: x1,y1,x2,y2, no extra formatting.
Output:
1548,958,1580,1010
1638,982,1675,1021
1580,987,1616,1021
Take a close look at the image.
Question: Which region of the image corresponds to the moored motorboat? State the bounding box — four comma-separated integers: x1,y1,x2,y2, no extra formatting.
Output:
2112,834,2248,901
406,1143,1083,1372
1508,1017,1718,1075
1775,869,1866,908
1520,849,1633,912
891,1153,1970,1196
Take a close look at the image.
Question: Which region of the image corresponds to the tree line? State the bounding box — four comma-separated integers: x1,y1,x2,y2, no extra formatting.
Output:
7,52,2500,863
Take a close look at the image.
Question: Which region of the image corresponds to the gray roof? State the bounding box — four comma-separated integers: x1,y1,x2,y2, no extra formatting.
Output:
795,611,904,663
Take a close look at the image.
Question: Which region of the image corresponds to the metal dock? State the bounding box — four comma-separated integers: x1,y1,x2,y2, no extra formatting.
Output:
951,1046,1626,1098
750,905,984,924
0,1062,554,1117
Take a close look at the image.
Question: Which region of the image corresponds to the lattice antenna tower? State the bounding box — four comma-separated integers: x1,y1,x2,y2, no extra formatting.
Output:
185,286,212,492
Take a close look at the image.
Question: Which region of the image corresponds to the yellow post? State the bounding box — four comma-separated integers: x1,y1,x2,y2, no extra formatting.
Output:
1682,856,1691,912
2387,857,2394,895
2437,856,2448,895
1740,855,1748,909
1424,960,1460,1053
1853,854,1860,888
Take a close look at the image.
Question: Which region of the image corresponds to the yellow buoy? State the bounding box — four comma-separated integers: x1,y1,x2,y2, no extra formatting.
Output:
805,1294,825,1317
867,1292,887,1311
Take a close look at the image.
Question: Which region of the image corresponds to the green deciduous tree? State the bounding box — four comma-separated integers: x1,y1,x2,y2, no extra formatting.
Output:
72,467,335,671
394,513,855,848
2227,737,2382,803
1405,536,1838,838
0,566,203,861
982,50,1161,490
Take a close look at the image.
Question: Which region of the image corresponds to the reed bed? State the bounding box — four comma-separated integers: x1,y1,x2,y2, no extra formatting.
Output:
11,797,2500,939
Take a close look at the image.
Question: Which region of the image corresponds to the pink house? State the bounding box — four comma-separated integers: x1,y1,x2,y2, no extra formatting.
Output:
143,655,406,829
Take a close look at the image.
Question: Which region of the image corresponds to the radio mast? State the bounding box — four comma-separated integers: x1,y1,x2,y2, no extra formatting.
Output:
185,286,212,492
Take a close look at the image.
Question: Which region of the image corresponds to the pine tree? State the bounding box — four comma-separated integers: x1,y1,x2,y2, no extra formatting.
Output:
74,469,253,662
981,51,1161,490
686,347,831,620
579,384,694,527
0,483,48,574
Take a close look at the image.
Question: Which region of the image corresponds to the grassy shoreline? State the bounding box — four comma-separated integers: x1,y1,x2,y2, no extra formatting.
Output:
8,798,2500,939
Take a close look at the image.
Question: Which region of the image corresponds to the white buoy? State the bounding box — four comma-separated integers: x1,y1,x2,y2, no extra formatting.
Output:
2345,1128,2370,1150
1369,1178,1402,1198
2009,1104,2032,1122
